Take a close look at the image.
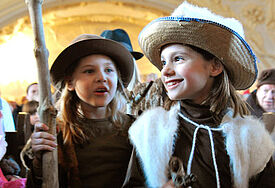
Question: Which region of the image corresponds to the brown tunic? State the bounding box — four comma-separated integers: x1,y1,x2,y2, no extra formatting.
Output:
75,117,132,187
26,113,134,188
173,100,232,187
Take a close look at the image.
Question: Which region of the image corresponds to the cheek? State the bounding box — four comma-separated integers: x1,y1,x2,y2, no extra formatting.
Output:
111,83,118,93
109,76,118,92
184,66,209,84
190,73,207,85
256,90,264,100
160,74,165,84
74,80,90,92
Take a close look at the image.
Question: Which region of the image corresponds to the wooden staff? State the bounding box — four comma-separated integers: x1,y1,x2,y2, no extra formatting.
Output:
25,0,59,187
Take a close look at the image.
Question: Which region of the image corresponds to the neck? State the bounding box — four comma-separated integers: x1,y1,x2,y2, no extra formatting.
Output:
80,101,108,119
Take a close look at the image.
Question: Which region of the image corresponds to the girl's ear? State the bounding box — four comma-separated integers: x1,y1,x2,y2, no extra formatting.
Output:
67,79,75,91
210,58,223,77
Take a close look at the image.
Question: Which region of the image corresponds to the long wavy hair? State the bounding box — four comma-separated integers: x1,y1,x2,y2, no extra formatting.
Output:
164,44,249,118
127,58,141,91
54,58,126,145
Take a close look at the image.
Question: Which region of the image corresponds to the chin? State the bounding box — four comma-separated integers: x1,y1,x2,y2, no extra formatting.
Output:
95,103,107,107
167,94,180,101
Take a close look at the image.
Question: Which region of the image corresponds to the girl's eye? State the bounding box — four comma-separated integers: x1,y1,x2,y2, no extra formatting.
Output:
105,67,116,73
83,69,94,74
161,60,166,66
175,56,184,61
106,68,114,73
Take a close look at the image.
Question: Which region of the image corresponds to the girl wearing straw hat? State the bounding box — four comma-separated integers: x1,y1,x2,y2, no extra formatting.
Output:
24,34,135,187
124,2,274,188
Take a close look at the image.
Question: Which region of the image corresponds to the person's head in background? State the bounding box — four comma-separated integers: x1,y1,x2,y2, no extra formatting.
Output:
26,82,39,102
256,68,275,113
22,100,39,129
100,28,143,91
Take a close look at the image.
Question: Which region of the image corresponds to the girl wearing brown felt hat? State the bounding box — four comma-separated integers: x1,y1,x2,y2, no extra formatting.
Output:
23,34,136,187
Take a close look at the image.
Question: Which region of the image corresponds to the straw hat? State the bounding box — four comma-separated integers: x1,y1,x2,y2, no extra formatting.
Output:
138,2,257,90
50,34,134,88
100,29,144,60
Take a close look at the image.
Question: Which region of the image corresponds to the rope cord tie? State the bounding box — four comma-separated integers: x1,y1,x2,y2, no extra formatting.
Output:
178,112,223,188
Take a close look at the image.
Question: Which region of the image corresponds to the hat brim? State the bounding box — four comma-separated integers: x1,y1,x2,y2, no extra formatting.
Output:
50,38,134,87
138,17,258,90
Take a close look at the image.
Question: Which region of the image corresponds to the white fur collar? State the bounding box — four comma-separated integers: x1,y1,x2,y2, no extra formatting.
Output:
129,106,179,187
129,106,275,188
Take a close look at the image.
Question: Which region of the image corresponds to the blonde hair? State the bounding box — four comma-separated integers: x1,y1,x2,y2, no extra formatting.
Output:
127,58,141,91
56,83,126,145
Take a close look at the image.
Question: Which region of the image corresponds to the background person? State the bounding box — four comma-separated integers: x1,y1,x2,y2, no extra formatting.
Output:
12,82,39,127
0,96,16,133
0,97,8,162
22,100,39,132
100,28,143,92
100,28,145,115
246,68,275,118
0,94,25,188
25,83,39,102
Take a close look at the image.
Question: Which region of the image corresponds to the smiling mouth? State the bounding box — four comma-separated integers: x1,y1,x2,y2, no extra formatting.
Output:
166,79,183,88
167,81,178,86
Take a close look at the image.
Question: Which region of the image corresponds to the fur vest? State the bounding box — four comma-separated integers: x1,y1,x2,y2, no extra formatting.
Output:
128,105,275,188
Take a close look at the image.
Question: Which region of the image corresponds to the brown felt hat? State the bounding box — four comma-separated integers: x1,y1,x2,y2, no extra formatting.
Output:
50,34,134,88
257,68,275,88
138,3,258,90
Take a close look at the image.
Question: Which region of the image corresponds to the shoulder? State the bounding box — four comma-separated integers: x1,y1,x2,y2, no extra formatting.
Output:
222,112,270,139
129,105,179,144
119,111,135,122
222,112,273,145
131,105,178,128
221,112,275,175
128,105,180,187
117,112,136,133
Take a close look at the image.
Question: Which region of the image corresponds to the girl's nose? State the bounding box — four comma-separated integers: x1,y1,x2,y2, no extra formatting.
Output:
162,62,175,77
96,71,107,82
